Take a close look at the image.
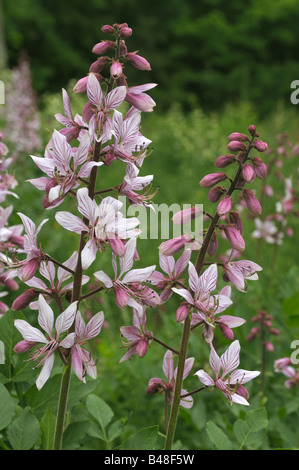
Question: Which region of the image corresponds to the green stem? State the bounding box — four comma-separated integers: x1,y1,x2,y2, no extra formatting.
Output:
164,138,255,450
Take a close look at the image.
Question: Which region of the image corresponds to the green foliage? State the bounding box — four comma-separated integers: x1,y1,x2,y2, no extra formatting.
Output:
2,0,299,114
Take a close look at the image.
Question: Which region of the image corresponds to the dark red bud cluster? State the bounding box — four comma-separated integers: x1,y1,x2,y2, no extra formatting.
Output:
246,310,280,351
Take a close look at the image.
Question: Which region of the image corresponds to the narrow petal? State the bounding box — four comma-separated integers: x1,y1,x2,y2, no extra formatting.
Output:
55,301,78,336
14,319,48,344
55,211,88,234
36,354,54,390
38,294,54,337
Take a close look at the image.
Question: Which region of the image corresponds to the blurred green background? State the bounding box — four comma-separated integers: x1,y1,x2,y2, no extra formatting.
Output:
1,0,299,450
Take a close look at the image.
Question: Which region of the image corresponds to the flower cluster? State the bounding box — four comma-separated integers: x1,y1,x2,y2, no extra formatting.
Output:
3,56,42,162
12,23,160,391
247,309,280,352
274,357,299,389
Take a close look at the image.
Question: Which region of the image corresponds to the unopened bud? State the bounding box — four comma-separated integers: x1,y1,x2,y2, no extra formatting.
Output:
92,40,115,55
222,224,245,252
243,189,262,216
228,132,248,141
215,154,236,168
14,340,36,353
217,195,232,216
227,140,247,152
176,303,190,323
199,172,227,188
12,288,37,311
125,52,151,71
172,206,201,225
254,139,268,152
110,60,123,78
101,25,115,34
159,235,193,256
242,163,255,183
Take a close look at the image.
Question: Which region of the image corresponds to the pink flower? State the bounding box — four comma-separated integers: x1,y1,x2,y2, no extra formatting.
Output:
54,88,86,142
72,310,104,382
119,306,153,362
94,237,159,309
29,131,102,209
147,350,194,409
223,258,262,292
55,188,141,269
119,162,155,207
14,295,78,389
195,340,260,405
125,83,157,112
149,250,191,303
172,263,242,342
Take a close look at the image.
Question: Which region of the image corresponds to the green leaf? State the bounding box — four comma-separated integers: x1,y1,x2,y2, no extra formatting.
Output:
206,420,233,450
86,394,114,431
234,407,268,450
107,420,125,442
122,425,159,450
0,382,15,430
7,407,40,450
40,406,56,450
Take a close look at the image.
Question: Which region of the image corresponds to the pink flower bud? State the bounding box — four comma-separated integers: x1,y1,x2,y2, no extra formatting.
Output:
243,189,262,215
9,235,25,249
227,140,247,152
229,211,243,234
136,339,148,358
242,163,255,183
109,236,126,257
89,57,110,73
21,259,40,282
208,185,225,202
14,340,36,353
110,60,123,78
252,157,267,179
218,323,234,340
263,185,273,197
92,40,115,55
0,275,19,291
269,328,280,336
222,225,245,252
125,91,156,112
207,232,218,257
199,172,227,188
125,52,151,71
114,286,129,309
176,303,190,323
228,132,248,141
236,384,249,400
253,139,268,152
146,378,163,394
0,301,8,314
248,125,257,136
217,195,232,216
120,26,132,37
215,154,236,168
101,25,115,34
264,341,274,352
172,206,202,225
73,76,89,94
12,288,37,311
159,235,193,256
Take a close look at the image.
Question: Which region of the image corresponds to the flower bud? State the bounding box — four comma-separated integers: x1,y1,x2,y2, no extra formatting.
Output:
222,225,245,252
159,235,193,256
207,232,218,257
136,339,148,358
125,52,151,70
215,154,235,168
217,195,232,216
120,26,132,37
235,384,249,400
243,189,262,216
242,163,255,183
73,76,89,93
269,328,280,336
12,288,37,311
114,286,129,309
218,323,234,341
92,40,115,55
199,172,227,188
248,125,257,136
208,185,225,202
227,140,247,152
89,57,110,73
176,303,189,323
125,91,156,112
253,139,268,152
228,132,248,141
229,211,243,234
101,25,115,34
9,235,25,249
21,259,40,282
109,236,126,257
14,340,36,353
172,206,202,225
264,341,274,352
110,60,123,78
252,157,267,179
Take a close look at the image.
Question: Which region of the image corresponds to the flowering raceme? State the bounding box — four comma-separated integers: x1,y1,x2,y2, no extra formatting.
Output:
6,22,268,451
